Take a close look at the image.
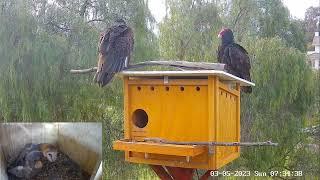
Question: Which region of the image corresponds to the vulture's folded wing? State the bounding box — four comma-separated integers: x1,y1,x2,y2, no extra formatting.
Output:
98,36,130,86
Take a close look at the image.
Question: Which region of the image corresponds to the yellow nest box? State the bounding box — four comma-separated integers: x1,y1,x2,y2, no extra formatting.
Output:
113,70,255,170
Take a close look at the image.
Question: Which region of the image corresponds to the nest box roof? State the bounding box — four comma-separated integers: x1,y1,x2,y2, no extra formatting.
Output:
121,70,255,87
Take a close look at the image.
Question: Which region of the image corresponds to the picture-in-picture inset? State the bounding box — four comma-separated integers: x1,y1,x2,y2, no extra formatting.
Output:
0,123,102,180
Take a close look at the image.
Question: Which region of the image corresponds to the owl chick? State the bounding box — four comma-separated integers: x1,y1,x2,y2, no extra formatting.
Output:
7,143,58,178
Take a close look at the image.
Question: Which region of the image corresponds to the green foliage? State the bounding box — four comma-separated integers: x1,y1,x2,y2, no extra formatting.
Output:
233,37,317,175
131,0,160,62
283,20,307,52
222,0,307,51
304,6,320,50
0,3,104,121
257,1,307,51
0,0,159,178
159,0,222,61
257,0,290,37
244,38,314,114
221,0,259,41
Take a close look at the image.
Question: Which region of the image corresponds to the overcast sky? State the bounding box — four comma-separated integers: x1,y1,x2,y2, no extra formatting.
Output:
148,0,320,23
282,0,319,19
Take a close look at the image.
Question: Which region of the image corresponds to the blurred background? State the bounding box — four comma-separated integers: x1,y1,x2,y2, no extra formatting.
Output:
0,0,319,179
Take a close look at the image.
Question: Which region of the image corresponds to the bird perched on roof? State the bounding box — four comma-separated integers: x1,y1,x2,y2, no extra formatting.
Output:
94,19,134,87
217,28,252,93
7,143,58,179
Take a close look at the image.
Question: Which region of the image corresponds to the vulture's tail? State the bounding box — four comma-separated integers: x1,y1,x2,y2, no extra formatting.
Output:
100,72,115,87
240,72,252,93
95,54,127,87
241,86,252,93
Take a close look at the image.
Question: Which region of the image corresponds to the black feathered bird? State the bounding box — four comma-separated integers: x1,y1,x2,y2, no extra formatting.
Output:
94,19,134,87
217,28,252,93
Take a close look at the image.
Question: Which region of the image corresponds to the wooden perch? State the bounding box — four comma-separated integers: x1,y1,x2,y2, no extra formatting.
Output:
130,61,225,70
70,60,225,74
143,138,279,146
70,67,97,74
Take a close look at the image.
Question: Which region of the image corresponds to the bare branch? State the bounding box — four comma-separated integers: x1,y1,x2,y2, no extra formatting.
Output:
80,0,90,17
70,67,97,74
142,138,279,146
70,61,226,74
177,33,195,60
87,19,105,23
131,60,225,70
232,1,248,29
47,21,72,31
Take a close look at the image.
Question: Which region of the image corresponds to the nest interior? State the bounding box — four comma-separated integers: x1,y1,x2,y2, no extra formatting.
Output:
8,150,91,180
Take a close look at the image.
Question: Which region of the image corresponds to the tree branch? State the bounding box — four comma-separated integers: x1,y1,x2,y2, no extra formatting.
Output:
142,138,279,146
232,1,248,29
80,0,90,17
87,19,105,23
47,21,72,31
70,61,226,74
70,67,97,74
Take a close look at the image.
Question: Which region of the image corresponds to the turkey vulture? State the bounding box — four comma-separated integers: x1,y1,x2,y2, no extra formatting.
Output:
217,28,252,93
94,19,134,87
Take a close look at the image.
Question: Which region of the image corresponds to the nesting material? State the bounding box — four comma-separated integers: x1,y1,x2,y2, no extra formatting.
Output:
33,151,91,180
8,151,90,180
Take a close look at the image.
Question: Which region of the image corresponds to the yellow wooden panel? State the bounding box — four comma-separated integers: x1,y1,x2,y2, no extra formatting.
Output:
123,77,130,160
128,83,208,142
116,76,242,170
219,81,240,96
131,151,208,163
127,156,211,169
216,81,240,168
236,83,241,154
113,140,206,157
